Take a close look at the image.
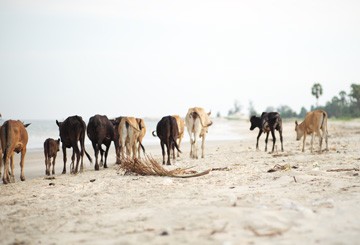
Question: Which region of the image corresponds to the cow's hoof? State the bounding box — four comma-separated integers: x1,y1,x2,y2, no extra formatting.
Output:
95,164,99,171
20,176,25,181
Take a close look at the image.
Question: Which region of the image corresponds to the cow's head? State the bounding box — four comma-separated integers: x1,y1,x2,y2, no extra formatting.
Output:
294,121,303,140
249,116,257,131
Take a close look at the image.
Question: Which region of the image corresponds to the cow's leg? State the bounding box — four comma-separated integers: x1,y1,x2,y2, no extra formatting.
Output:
270,129,276,153
302,134,306,152
324,129,329,151
19,148,26,181
104,143,110,168
279,129,284,152
62,146,67,174
177,137,182,157
256,130,262,150
3,153,10,184
70,150,75,172
93,142,99,171
201,134,206,158
166,139,171,165
45,156,50,176
187,127,194,158
160,141,166,165
319,130,323,153
10,154,15,183
310,133,314,153
264,132,269,152
52,155,56,175
99,145,104,167
72,144,81,174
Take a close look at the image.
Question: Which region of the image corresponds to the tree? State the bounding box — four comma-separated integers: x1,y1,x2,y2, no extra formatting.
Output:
228,100,242,116
298,107,307,118
311,83,323,107
248,101,257,116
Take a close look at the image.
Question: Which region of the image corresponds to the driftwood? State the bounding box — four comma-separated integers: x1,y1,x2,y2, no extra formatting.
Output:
267,164,299,173
245,225,290,237
326,168,359,172
118,156,211,178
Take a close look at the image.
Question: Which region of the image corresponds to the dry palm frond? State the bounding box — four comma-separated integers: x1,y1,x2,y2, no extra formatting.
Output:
118,156,211,178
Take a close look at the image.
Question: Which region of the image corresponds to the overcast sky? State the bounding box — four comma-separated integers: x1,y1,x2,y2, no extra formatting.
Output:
0,0,359,120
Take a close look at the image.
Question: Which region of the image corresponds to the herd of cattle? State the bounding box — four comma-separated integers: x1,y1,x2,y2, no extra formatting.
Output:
0,107,328,184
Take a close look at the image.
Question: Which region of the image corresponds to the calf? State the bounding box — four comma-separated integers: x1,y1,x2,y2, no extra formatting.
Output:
0,120,30,184
56,115,92,174
249,112,284,152
295,110,328,153
185,107,213,159
44,138,60,176
152,116,181,165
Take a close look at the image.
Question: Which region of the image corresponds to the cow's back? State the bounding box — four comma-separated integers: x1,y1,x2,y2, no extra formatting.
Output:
87,114,113,142
60,116,86,144
1,120,29,153
304,110,327,133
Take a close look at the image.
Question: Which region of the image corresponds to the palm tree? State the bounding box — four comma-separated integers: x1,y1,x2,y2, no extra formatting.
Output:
311,83,323,107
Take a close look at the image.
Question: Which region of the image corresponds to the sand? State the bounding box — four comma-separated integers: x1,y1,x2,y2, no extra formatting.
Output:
0,120,359,245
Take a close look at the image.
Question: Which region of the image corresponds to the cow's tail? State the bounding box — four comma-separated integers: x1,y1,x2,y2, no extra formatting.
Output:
170,119,182,154
320,111,328,132
152,131,157,137
2,121,10,163
85,150,93,163
140,142,146,155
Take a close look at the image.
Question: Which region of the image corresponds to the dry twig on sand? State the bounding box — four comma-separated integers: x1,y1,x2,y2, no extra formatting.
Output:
118,156,211,178
326,168,359,172
245,225,290,237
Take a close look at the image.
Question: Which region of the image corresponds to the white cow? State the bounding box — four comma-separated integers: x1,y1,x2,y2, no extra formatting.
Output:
118,117,141,162
185,107,213,159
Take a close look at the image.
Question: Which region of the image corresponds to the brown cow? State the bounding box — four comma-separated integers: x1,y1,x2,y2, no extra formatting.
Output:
56,115,92,174
172,115,185,157
295,110,329,153
185,107,213,159
44,138,60,176
0,120,30,184
118,117,141,162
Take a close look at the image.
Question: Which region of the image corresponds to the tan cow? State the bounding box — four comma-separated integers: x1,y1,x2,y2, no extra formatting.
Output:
135,118,146,159
0,120,30,184
185,107,213,159
295,109,329,153
172,115,185,157
118,117,141,162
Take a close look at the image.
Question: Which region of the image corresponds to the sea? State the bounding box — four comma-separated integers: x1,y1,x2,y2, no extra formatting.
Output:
0,118,248,151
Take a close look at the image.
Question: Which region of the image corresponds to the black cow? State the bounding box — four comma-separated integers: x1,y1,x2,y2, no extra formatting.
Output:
87,114,117,170
56,115,92,174
152,116,181,165
249,112,284,153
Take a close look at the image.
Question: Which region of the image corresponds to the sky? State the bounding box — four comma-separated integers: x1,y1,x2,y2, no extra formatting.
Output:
0,0,359,120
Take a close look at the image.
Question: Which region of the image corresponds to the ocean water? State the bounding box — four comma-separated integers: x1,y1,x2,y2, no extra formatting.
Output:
1,118,247,150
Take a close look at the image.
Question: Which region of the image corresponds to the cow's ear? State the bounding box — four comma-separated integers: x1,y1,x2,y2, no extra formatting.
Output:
24,123,31,128
295,120,298,125
56,120,60,127
57,138,61,143
208,111,211,116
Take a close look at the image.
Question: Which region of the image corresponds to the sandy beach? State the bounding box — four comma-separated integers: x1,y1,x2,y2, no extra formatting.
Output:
0,120,359,244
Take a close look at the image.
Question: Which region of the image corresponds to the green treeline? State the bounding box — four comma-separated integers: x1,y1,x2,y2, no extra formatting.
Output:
274,83,360,119
226,83,360,119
